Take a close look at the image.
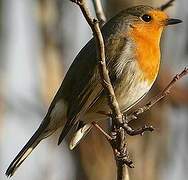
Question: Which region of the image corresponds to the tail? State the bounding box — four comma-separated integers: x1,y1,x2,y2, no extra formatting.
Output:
69,123,92,150
5,121,49,177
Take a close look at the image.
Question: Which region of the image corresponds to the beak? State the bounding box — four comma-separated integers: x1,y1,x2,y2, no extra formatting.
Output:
166,18,182,26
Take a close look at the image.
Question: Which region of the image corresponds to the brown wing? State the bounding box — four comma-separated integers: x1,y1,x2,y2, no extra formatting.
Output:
55,14,132,144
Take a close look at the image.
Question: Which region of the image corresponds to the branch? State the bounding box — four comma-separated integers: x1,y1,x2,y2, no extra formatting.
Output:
71,0,122,124
159,0,175,11
126,67,188,123
69,1,186,180
70,1,127,180
92,0,106,26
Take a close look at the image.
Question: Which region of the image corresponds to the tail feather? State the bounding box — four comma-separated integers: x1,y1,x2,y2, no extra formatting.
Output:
5,122,48,177
69,123,92,150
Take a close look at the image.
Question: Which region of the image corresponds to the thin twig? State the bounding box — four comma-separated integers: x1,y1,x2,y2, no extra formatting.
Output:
70,1,126,179
116,128,130,180
71,0,123,124
69,1,187,180
126,67,188,123
159,0,175,11
92,0,106,26
92,122,113,141
117,164,130,180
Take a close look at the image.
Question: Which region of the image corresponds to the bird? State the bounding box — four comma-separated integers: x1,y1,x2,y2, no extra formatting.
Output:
5,5,182,177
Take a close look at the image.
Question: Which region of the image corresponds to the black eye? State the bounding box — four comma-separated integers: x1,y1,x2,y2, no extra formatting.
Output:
141,14,152,22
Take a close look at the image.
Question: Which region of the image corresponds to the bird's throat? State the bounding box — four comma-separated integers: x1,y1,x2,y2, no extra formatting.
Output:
129,26,162,84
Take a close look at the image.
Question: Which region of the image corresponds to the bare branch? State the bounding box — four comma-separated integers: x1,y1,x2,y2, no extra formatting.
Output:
71,0,123,124
117,164,130,180
92,122,113,141
159,0,175,11
69,1,187,180
70,1,128,179
92,0,106,26
126,67,188,123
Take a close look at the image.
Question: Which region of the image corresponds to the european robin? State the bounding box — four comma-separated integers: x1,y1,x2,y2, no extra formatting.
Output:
6,5,182,177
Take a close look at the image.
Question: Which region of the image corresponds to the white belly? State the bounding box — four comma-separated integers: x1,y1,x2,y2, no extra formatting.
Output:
83,80,152,122
83,60,156,122
118,80,151,112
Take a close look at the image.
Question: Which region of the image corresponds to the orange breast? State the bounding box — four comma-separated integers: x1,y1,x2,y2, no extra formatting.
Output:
129,23,162,84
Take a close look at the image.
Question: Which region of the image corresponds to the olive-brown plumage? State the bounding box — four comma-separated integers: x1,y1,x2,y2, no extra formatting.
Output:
6,5,182,177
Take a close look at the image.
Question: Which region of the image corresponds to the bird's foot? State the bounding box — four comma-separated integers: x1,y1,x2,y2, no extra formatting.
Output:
122,122,154,136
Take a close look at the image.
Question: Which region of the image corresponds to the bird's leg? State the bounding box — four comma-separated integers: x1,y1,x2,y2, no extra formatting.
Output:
110,121,134,169
109,114,154,169
92,121,134,168
122,115,154,136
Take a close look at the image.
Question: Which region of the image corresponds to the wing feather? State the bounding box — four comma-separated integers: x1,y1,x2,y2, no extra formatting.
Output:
54,15,133,143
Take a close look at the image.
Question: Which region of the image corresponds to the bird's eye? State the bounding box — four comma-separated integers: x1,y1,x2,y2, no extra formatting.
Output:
141,14,152,22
